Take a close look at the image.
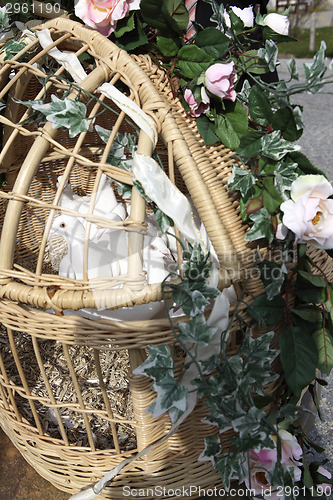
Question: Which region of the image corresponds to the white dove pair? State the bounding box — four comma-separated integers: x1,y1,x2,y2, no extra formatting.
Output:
50,173,174,286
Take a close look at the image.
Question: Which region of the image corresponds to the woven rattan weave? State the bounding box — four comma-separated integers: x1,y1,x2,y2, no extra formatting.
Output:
0,17,332,499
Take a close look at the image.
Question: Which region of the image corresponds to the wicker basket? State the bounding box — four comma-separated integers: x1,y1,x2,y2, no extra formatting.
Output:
0,17,332,499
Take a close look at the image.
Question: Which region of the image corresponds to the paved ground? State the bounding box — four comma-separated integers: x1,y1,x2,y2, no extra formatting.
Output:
278,56,333,482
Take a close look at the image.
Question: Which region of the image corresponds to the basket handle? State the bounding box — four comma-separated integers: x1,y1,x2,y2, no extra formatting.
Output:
0,65,110,283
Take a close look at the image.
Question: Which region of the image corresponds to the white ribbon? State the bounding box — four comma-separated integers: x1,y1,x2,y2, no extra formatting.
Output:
37,29,87,83
132,152,201,245
98,83,157,146
36,29,157,145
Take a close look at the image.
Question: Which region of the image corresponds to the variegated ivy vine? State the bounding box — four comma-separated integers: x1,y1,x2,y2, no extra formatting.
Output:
1,1,333,498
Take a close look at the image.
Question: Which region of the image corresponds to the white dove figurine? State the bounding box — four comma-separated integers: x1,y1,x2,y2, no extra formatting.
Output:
59,232,174,321
56,173,127,241
49,214,120,280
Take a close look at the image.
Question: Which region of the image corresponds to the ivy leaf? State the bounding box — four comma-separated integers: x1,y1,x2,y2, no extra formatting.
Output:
3,40,26,60
177,44,214,78
287,58,299,80
280,326,318,397
133,344,188,422
195,27,230,59
244,207,275,243
155,208,173,233
196,115,219,145
199,435,222,463
303,41,327,93
227,165,255,197
274,160,299,198
178,314,217,345
232,406,266,438
31,96,89,138
261,131,301,161
313,328,333,375
248,85,273,126
257,39,278,72
247,293,285,326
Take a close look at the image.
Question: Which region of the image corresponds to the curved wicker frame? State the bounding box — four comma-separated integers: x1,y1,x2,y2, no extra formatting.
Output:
0,17,331,498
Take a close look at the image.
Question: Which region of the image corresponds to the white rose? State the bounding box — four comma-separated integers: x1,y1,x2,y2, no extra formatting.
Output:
231,6,254,27
224,6,254,28
263,13,289,36
280,174,333,249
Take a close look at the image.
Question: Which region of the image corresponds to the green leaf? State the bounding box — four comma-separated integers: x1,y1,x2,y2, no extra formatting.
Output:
298,270,326,288
246,196,263,214
113,11,135,38
280,326,318,397
162,0,189,34
31,96,89,138
215,114,241,150
196,115,219,145
156,35,180,57
239,50,269,75
223,99,248,140
247,293,285,326
289,151,326,176
177,45,214,78
140,0,188,36
262,176,283,213
115,16,148,50
3,40,26,60
248,85,273,126
271,107,303,142
236,130,265,159
178,314,217,345
245,207,275,243
303,41,327,93
195,27,230,59
313,328,333,375
258,261,285,300
292,307,322,323
227,165,255,197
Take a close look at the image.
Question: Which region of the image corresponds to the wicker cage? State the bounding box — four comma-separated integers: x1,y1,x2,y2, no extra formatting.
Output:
0,17,332,499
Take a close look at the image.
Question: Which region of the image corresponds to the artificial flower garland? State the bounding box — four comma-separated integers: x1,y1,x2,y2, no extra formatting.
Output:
1,1,333,498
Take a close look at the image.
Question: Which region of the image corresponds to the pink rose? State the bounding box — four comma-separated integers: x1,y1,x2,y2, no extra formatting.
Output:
184,87,210,118
280,174,333,249
244,430,302,499
75,0,141,36
205,62,237,101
